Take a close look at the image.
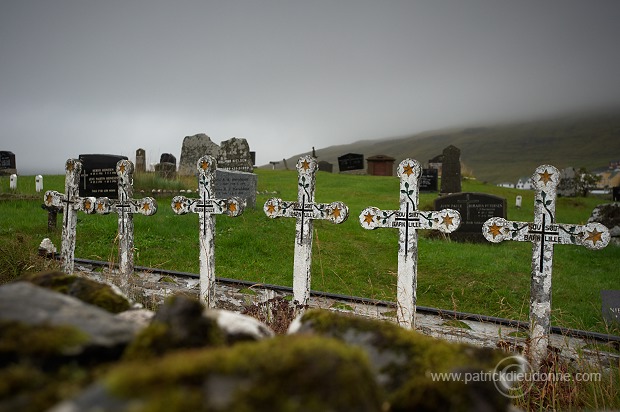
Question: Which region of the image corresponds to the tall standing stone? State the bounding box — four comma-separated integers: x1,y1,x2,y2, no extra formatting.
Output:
43,159,97,274
264,156,349,309
440,145,461,194
179,134,220,175
135,148,146,174
217,137,254,172
359,159,461,328
483,165,610,368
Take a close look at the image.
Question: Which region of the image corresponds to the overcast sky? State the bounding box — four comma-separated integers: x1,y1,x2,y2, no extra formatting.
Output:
2,0,620,175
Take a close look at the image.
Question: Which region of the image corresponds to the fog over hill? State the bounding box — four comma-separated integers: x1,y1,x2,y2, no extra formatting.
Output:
265,108,620,184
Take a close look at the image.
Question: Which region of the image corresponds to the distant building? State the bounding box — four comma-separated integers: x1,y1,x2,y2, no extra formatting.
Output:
497,182,515,188
516,177,534,190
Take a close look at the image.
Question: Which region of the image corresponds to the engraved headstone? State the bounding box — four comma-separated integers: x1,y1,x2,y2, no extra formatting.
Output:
78,154,128,198
440,145,461,193
419,169,439,192
172,156,244,306
217,137,253,172
215,168,257,208
483,165,610,369
179,133,221,175
601,290,620,326
0,151,16,175
43,159,97,273
435,192,506,242
94,160,157,290
264,156,349,309
360,159,461,328
135,148,146,174
35,175,43,193
317,161,334,173
337,153,364,172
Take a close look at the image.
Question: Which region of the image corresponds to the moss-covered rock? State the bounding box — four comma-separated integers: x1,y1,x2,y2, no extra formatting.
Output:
19,271,131,313
290,309,515,411
61,335,383,412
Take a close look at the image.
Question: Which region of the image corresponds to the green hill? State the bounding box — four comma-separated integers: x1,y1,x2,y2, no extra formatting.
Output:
267,108,620,184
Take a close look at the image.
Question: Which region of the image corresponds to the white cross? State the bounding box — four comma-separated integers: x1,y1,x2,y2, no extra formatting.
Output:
483,164,610,368
171,155,244,307
359,159,461,329
264,156,349,308
43,159,96,274
94,160,157,291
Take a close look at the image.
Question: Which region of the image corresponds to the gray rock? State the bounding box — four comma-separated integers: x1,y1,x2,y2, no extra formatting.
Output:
204,308,274,343
178,133,220,175
589,203,620,239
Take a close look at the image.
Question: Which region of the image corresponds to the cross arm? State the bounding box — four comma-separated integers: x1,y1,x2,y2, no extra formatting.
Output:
483,217,610,249
172,195,244,217
264,198,348,223
94,197,158,216
359,207,461,233
43,190,96,214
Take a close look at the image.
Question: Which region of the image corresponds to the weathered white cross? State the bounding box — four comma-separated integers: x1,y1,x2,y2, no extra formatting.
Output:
483,164,610,368
43,159,96,274
171,155,245,307
359,159,461,329
94,160,157,291
264,156,349,308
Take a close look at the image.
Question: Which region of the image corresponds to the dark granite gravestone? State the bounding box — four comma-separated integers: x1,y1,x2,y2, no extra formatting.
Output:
78,154,128,198
135,148,146,173
217,137,253,172
434,192,506,242
420,169,438,192
160,153,176,165
613,186,620,202
215,168,258,208
0,151,16,175
156,153,177,179
318,161,334,173
338,153,364,172
601,290,620,326
440,145,461,194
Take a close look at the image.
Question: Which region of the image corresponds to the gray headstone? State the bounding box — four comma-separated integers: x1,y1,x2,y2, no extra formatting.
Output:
217,137,253,172
435,192,506,242
440,145,461,193
135,148,146,173
215,168,258,208
557,167,578,197
179,133,220,175
78,154,128,198
601,290,620,326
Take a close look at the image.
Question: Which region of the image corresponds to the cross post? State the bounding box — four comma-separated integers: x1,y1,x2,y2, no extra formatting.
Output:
359,159,461,329
264,156,349,309
171,155,244,307
483,165,610,368
43,159,96,274
94,160,157,291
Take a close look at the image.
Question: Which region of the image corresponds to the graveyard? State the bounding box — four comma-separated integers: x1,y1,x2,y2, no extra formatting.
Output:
0,167,617,334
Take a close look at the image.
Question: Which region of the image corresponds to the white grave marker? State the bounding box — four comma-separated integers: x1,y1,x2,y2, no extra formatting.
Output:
94,160,157,290
9,174,17,190
35,175,43,193
360,159,461,329
171,155,244,307
483,165,610,368
43,159,96,273
264,156,349,308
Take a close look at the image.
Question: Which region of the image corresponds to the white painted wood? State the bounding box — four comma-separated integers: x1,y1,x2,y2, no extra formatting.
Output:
359,159,461,329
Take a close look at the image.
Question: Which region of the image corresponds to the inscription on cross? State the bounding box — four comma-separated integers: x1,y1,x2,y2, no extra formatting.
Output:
44,159,96,274
264,156,349,309
171,155,244,307
483,165,610,368
94,160,157,291
359,159,461,329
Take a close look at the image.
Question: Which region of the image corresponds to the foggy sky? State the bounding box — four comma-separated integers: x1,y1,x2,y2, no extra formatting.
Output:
1,0,620,175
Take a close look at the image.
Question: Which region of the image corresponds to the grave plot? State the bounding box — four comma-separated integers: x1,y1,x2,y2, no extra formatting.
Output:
359,158,461,329
264,156,349,309
171,155,244,307
483,164,610,368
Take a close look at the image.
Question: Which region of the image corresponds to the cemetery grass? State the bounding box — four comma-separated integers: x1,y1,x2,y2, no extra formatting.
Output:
1,172,619,335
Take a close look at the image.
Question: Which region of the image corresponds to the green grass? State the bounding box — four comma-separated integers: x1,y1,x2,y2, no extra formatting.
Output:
0,171,618,333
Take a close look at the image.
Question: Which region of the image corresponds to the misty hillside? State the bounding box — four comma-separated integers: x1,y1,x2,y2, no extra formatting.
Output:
263,109,620,184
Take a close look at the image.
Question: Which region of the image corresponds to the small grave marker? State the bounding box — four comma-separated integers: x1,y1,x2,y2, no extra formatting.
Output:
264,156,349,308
601,290,620,326
516,195,522,209
360,159,461,328
483,165,610,368
43,159,96,273
94,160,157,290
35,175,43,193
9,174,17,190
172,155,244,307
